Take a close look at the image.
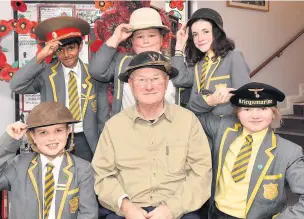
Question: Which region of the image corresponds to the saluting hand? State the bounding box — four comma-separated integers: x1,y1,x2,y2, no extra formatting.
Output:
106,23,133,48
6,121,28,140
175,23,188,51
36,39,62,64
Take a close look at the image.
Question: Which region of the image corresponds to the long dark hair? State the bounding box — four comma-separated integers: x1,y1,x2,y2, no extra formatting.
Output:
185,18,235,66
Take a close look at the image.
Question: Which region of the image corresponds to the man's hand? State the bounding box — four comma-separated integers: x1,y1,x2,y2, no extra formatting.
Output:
106,23,133,48
147,205,174,219
121,198,148,219
36,39,62,64
6,121,28,140
206,87,236,106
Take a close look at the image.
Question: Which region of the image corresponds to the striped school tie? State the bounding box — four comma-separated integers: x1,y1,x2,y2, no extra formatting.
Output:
44,163,55,219
200,56,209,91
231,135,253,183
68,71,81,120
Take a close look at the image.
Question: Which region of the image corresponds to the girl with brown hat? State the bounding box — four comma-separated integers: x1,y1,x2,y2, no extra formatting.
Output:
172,8,250,116
0,101,98,219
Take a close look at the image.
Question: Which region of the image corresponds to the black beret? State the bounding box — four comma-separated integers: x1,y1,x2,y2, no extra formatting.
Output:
230,82,285,107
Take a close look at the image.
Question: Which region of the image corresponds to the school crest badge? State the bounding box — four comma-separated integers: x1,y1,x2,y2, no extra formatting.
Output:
69,196,79,213
263,183,278,200
91,99,97,113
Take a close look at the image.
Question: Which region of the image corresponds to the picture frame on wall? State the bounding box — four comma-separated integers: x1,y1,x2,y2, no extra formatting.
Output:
226,0,269,12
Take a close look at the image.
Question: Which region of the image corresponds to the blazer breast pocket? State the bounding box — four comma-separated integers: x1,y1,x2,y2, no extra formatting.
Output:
255,174,283,204
67,187,79,214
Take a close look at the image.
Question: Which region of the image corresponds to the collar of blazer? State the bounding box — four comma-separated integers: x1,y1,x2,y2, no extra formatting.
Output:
48,59,93,118
28,152,74,219
215,125,277,217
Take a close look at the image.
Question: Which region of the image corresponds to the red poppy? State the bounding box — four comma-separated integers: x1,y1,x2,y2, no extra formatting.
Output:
94,0,113,12
159,9,171,49
16,17,31,34
11,0,27,12
0,52,7,68
29,21,37,39
8,19,17,30
90,39,103,53
0,20,11,37
0,63,18,82
169,0,184,11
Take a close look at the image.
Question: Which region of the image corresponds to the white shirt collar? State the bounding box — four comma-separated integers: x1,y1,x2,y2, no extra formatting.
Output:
40,154,64,170
62,60,80,77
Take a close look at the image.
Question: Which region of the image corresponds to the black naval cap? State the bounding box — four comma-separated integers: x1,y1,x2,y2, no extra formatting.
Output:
230,82,285,107
186,8,225,34
119,51,179,83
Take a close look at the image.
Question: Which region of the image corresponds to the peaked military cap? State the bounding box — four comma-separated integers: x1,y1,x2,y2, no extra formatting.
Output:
119,51,179,83
230,82,285,107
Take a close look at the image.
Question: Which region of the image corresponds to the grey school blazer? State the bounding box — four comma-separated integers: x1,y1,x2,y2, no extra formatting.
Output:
9,58,109,153
187,93,304,219
172,50,250,116
0,132,98,219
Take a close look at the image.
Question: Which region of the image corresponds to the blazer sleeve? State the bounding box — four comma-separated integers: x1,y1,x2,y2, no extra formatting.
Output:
77,162,99,219
88,44,119,83
0,132,22,190
9,57,46,94
276,145,304,219
95,80,109,135
164,114,212,218
230,50,250,89
171,56,194,88
92,123,126,216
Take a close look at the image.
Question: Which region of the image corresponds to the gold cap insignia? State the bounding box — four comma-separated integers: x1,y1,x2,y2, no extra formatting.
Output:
248,88,264,98
52,31,57,39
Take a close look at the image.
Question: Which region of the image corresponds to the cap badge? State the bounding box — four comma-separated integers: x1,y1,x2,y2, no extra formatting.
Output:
52,31,57,39
148,53,161,61
248,88,264,98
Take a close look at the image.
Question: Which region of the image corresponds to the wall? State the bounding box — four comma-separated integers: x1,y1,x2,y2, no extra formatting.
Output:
0,1,15,133
192,1,304,107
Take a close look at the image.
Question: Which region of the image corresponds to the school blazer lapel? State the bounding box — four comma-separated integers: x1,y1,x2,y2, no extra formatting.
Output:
28,154,43,219
245,128,277,216
55,152,74,219
215,123,242,186
49,62,66,103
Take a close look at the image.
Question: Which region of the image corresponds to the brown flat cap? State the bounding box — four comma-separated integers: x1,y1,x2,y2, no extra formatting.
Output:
27,101,79,129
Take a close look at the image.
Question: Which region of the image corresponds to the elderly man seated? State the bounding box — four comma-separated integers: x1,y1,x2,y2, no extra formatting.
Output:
92,51,212,219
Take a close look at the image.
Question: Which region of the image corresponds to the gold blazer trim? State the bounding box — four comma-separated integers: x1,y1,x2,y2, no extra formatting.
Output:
245,132,277,216
81,64,93,118
28,155,41,219
49,62,61,102
57,152,73,219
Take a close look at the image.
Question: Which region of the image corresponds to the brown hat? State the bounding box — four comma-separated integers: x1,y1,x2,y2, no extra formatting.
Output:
27,101,79,129
35,16,90,43
129,7,169,33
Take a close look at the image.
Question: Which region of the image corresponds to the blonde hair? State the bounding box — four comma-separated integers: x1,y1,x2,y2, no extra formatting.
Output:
26,124,75,154
234,106,282,129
